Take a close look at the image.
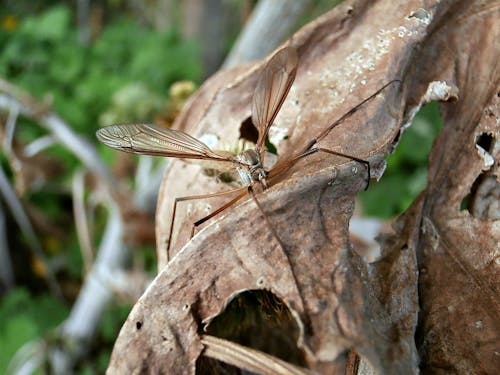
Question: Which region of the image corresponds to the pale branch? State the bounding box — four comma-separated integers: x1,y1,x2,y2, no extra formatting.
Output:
0,80,115,191
23,135,57,158
72,170,94,273
6,340,46,375
0,79,135,373
3,99,19,154
51,200,128,375
223,0,313,67
76,0,91,45
134,155,167,213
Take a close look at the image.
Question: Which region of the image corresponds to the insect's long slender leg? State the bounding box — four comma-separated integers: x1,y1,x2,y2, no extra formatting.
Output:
267,80,401,189
191,188,249,237
269,146,371,189
168,185,248,261
248,186,308,316
313,79,401,147
247,186,286,250
267,148,318,178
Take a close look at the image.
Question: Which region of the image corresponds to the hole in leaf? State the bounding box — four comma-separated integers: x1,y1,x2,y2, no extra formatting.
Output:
136,321,142,330
475,132,494,153
196,289,306,372
239,116,259,144
460,172,500,220
264,137,278,155
391,129,401,146
460,194,470,211
239,116,278,155
353,102,443,261
359,101,443,218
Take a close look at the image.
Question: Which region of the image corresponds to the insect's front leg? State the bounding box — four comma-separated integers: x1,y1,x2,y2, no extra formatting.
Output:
167,186,248,261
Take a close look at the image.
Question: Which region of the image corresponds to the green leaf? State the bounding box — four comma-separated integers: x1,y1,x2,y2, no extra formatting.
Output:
0,288,69,374
20,6,70,42
360,174,409,218
360,102,442,217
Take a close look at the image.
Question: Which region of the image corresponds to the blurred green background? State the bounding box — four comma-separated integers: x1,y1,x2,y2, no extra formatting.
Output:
0,1,442,374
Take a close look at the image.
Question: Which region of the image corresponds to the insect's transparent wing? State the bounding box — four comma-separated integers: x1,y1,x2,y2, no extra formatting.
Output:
252,46,298,151
195,150,240,174
96,124,234,162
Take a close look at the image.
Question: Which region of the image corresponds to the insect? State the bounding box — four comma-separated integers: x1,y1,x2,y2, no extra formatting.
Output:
97,45,399,260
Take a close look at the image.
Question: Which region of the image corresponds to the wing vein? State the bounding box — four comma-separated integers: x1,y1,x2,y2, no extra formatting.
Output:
96,124,234,162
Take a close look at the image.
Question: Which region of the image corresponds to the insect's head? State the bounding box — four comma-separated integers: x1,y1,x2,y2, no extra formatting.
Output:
237,149,261,168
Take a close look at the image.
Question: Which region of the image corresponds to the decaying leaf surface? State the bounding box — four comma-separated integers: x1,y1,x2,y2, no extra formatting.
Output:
155,0,417,268
406,2,500,373
108,0,499,374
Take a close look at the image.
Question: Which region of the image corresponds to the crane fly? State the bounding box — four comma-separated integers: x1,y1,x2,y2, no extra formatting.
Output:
97,45,399,261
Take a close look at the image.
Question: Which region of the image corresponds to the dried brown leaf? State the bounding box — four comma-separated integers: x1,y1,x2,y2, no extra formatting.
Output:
108,0,499,374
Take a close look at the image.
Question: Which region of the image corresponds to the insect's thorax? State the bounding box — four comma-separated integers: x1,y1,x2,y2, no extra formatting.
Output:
235,149,268,187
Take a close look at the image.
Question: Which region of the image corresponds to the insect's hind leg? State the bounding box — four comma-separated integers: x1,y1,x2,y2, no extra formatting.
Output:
247,186,308,314
268,145,371,191
167,186,248,261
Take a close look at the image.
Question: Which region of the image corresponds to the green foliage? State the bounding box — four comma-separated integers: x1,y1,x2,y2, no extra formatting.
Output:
99,82,164,125
0,288,69,374
0,5,200,371
77,302,131,374
360,102,443,217
0,5,201,135
99,302,131,343
0,1,201,259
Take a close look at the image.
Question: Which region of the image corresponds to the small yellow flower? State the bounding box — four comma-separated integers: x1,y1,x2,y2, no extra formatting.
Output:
2,15,19,31
169,81,196,101
32,256,48,278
